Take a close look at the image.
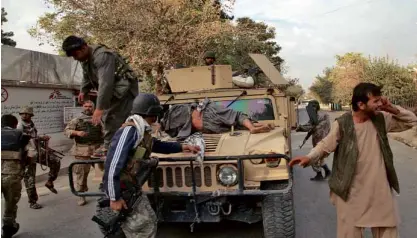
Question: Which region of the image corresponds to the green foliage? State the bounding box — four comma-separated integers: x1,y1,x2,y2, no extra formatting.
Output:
314,52,417,106
309,67,333,104
363,56,417,105
1,8,16,47
278,78,304,99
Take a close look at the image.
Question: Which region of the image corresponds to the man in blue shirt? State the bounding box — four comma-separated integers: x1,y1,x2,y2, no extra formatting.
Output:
102,93,200,238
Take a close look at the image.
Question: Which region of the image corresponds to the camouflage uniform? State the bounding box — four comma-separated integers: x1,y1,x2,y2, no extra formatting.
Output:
1,126,30,237
18,107,61,206
297,110,331,174
64,112,103,194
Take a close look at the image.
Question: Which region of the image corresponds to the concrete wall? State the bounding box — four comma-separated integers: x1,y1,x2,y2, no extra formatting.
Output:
1,86,76,151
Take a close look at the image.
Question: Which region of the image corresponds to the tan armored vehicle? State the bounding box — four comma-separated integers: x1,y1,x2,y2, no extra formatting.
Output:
146,54,296,237
69,54,296,238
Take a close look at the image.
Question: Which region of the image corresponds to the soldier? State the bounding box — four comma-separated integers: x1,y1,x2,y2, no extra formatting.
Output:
1,114,31,238
64,100,103,206
102,93,200,238
296,100,332,181
17,106,60,209
62,36,139,158
203,51,216,66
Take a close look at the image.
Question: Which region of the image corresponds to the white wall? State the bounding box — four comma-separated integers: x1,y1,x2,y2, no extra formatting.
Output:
1,86,76,134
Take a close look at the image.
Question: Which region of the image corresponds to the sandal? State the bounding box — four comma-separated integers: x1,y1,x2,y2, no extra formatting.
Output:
29,203,43,209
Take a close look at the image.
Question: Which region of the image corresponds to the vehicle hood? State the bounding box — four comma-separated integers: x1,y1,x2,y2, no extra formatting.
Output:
153,127,289,158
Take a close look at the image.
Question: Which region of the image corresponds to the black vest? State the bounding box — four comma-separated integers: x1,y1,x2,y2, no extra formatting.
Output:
74,114,104,145
1,128,24,152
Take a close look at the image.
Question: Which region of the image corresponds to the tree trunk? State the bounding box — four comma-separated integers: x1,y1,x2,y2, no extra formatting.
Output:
155,64,164,95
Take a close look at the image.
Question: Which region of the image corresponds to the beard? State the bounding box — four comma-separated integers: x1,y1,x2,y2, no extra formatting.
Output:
84,110,93,116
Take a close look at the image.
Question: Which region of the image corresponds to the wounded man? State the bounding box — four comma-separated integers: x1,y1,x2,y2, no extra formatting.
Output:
160,98,273,140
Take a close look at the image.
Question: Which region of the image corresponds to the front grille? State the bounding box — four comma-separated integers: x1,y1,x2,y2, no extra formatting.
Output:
148,165,212,188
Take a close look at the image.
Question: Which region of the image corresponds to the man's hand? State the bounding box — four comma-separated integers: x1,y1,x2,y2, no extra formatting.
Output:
182,144,201,154
92,109,104,126
110,199,128,211
288,156,311,168
78,93,85,104
379,97,400,114
76,131,88,137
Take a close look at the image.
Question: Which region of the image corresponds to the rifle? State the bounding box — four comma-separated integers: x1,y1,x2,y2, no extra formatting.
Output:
91,157,159,237
299,127,315,149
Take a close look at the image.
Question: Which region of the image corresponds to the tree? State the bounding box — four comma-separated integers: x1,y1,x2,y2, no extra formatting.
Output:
364,56,417,105
1,8,16,47
278,78,304,99
29,0,284,93
329,52,368,104
309,67,333,104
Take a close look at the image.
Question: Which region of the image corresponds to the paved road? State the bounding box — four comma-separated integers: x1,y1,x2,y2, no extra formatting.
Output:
3,110,417,238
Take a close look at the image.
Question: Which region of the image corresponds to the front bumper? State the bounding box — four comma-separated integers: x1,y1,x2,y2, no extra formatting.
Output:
67,153,293,197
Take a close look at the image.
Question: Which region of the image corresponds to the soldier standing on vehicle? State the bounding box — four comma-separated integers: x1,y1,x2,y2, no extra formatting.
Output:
289,83,417,238
17,106,59,209
62,36,139,158
296,100,332,181
102,93,200,238
64,100,103,206
203,51,216,66
1,114,31,238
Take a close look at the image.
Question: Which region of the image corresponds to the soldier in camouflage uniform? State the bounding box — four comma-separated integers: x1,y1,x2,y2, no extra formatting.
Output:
296,100,332,181
203,51,216,66
17,106,60,209
62,36,139,158
1,114,31,238
64,100,103,206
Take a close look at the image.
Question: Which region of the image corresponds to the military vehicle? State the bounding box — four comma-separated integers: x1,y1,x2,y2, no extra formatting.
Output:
68,54,296,238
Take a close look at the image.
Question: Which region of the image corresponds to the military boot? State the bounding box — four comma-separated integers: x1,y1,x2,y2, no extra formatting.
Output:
310,172,324,181
45,180,58,194
78,197,87,206
2,223,19,238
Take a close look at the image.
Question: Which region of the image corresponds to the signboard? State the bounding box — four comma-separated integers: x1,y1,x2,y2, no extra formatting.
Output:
64,107,84,124
1,87,75,134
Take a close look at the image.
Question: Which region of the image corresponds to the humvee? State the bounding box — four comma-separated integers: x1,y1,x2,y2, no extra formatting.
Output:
68,54,297,238
146,54,296,237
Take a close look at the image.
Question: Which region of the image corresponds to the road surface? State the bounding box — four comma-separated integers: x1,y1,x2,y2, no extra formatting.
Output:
2,110,417,238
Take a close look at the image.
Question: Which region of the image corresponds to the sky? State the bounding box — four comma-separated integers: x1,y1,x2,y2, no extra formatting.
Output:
2,0,417,90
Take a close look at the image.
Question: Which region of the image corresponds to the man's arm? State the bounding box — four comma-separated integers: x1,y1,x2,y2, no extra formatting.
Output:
382,105,417,133
296,121,313,132
64,118,79,139
94,52,116,110
80,72,93,95
103,126,136,201
306,120,340,165
151,138,183,154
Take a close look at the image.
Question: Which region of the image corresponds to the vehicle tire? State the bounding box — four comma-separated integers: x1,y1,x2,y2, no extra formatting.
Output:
95,200,126,238
261,181,295,238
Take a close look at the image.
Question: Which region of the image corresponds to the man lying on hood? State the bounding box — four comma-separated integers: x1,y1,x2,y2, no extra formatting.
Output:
161,98,273,140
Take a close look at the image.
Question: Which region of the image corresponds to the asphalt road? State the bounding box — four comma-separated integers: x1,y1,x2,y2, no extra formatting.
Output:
2,110,417,238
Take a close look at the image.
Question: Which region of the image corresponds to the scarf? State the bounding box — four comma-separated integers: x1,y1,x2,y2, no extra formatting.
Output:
125,115,152,148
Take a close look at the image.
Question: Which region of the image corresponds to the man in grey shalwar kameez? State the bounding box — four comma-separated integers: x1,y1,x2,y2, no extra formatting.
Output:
62,36,139,157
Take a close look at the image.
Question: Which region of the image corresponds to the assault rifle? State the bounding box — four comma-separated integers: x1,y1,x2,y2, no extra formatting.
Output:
91,157,159,238
298,103,319,149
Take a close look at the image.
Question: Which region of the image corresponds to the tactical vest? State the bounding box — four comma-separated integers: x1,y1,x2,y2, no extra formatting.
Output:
81,45,138,99
120,131,154,187
74,114,104,145
1,128,24,175
20,121,37,137
329,112,399,201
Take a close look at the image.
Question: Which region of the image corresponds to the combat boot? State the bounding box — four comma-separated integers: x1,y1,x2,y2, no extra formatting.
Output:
310,172,324,181
2,223,19,238
78,197,87,206
45,180,58,194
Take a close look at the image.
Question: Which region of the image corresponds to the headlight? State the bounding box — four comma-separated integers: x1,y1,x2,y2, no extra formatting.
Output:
217,165,238,186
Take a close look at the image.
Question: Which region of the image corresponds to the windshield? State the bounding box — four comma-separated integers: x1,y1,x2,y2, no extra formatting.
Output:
214,98,275,121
